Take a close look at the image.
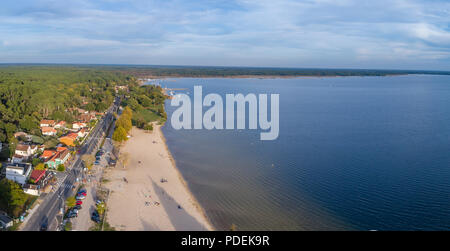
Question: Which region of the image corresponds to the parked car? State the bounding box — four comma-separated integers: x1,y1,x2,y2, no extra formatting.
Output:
91,211,101,223
78,191,87,196
76,200,83,205
79,189,87,194
66,212,77,218
73,205,82,210
76,195,86,200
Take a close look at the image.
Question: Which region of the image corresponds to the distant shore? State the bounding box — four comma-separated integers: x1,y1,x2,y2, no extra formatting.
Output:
104,126,214,231
138,74,410,81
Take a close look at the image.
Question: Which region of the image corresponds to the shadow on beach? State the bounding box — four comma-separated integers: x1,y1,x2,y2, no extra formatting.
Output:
151,179,209,231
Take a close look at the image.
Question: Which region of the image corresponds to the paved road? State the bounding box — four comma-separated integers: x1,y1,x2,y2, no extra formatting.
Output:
21,97,120,231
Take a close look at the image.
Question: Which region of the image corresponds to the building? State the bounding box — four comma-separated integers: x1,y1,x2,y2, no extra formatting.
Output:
41,126,57,136
23,184,40,196
72,122,87,130
15,144,33,157
54,121,66,129
40,119,56,127
40,149,57,161
77,128,87,138
29,169,46,184
59,133,79,146
5,163,32,185
0,214,13,229
45,148,71,169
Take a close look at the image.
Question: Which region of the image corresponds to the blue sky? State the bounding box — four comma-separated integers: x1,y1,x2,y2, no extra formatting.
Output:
0,0,449,70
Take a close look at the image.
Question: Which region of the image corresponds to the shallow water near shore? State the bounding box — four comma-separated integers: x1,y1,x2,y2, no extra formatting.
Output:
154,75,450,230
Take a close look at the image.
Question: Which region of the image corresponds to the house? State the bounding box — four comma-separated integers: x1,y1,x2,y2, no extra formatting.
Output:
40,149,57,161
0,214,13,229
29,169,46,184
54,121,66,129
14,131,28,139
5,163,32,185
72,122,87,130
79,113,96,123
46,148,71,169
40,119,56,127
77,128,87,138
59,133,79,146
15,144,32,157
23,184,40,196
12,154,25,164
41,126,57,136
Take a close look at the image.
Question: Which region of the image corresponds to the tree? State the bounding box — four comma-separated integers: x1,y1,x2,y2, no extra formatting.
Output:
0,179,28,216
112,126,128,142
116,116,132,132
66,197,76,208
34,163,46,170
32,158,42,166
57,164,65,172
143,123,153,131
97,202,106,215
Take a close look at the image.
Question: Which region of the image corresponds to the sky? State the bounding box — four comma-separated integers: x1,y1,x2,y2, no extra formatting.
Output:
0,0,449,70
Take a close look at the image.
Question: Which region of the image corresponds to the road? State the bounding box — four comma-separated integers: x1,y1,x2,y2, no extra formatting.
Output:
21,96,120,231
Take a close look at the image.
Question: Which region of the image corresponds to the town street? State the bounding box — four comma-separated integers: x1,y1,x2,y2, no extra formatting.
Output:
20,97,120,231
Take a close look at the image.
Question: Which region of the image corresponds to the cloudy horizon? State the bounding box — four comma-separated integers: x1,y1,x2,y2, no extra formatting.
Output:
0,0,449,71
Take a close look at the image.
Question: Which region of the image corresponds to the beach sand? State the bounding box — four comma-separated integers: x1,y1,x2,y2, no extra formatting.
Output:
104,126,213,231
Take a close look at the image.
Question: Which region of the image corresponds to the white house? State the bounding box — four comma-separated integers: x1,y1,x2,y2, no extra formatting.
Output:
15,144,32,157
41,126,57,136
77,128,87,138
40,119,56,127
5,163,32,185
72,122,87,130
54,121,66,129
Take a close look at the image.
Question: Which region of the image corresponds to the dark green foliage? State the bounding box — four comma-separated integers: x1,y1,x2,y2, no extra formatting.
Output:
0,66,135,144
0,179,30,217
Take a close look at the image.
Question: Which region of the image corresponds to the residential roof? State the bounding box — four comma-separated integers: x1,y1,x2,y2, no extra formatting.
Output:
57,146,68,152
0,215,12,225
6,163,32,172
16,144,30,151
40,119,56,125
30,170,46,182
41,126,57,133
41,150,57,159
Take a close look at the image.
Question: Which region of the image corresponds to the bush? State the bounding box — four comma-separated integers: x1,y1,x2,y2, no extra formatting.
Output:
57,164,65,172
143,123,153,131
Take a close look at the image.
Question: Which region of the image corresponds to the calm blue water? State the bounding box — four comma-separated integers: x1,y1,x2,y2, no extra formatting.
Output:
155,75,450,230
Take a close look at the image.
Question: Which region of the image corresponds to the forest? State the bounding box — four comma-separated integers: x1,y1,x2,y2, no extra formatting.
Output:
0,65,136,148
106,65,450,78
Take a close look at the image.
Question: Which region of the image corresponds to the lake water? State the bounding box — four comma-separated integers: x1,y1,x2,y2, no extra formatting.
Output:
154,75,450,230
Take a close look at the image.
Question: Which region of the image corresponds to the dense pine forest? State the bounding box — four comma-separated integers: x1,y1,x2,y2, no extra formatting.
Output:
0,66,135,146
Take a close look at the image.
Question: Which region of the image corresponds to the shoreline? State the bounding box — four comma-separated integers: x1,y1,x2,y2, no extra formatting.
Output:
104,126,214,231
138,74,410,81
158,125,216,230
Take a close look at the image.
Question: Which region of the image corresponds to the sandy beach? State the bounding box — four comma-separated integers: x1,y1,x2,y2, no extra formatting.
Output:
104,126,214,231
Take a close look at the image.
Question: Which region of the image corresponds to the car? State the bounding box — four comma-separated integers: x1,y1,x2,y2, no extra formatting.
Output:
73,205,82,210
76,200,83,205
66,212,77,218
78,192,87,196
76,195,86,200
40,222,48,231
94,161,100,165
91,211,101,223
79,189,87,193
